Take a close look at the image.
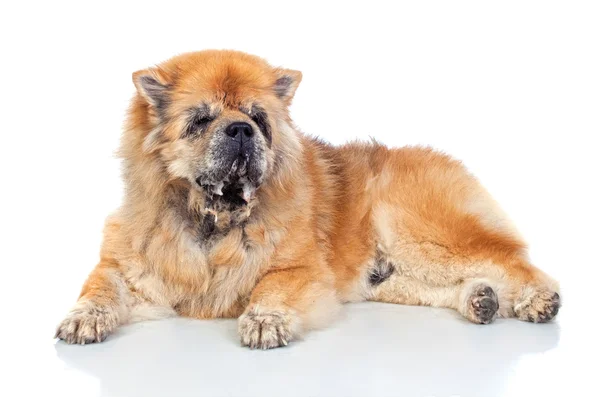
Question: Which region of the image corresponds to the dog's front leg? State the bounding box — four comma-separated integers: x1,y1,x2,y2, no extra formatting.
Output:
238,264,340,349
55,258,130,344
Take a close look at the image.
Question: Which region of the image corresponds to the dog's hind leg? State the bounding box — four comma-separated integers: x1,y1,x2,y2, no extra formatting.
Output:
364,147,560,323
370,273,502,324
370,198,561,324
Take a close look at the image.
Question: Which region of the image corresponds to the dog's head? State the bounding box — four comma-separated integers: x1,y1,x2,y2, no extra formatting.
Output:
131,50,302,206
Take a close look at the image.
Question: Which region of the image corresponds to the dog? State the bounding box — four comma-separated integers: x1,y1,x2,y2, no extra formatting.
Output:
55,50,560,349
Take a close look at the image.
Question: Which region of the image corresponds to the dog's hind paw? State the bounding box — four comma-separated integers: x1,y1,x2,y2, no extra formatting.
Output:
515,288,560,323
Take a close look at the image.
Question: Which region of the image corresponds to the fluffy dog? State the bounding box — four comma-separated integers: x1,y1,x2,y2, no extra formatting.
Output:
55,50,560,349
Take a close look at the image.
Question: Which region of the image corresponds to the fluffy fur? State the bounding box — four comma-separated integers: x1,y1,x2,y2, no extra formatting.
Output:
55,50,560,349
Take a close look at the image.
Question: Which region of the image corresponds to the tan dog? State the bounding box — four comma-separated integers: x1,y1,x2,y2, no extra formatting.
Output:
55,50,560,349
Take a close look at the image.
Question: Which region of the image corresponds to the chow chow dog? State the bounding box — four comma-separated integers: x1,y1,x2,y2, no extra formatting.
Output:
55,50,560,349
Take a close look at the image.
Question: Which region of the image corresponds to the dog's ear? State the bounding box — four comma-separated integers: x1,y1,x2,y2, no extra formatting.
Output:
132,67,171,152
273,68,302,104
132,67,170,110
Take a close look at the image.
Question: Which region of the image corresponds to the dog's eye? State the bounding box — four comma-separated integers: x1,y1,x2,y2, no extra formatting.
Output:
194,116,212,126
251,111,272,145
183,114,213,138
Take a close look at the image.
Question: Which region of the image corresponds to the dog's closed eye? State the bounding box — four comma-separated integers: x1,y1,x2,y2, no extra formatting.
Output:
249,105,271,145
184,106,214,138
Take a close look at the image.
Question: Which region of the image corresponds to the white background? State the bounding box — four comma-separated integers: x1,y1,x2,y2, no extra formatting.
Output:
1,1,599,396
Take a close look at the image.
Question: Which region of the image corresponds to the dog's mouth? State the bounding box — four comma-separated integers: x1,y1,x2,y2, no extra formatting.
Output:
197,156,258,206
214,178,255,207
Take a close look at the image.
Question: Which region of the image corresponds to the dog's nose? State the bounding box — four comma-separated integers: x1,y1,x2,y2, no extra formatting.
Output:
225,122,254,139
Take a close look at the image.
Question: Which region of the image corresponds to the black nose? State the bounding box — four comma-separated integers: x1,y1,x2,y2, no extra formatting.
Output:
225,122,254,139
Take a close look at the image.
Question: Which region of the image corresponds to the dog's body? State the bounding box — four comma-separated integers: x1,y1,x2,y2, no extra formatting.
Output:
56,50,560,348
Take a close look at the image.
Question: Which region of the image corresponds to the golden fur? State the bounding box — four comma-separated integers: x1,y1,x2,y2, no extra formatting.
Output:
56,50,560,348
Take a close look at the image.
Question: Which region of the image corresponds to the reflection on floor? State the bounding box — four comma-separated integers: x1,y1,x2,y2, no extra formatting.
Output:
45,302,581,397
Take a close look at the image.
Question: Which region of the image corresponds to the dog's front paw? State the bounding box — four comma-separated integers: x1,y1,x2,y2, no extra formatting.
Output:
238,309,294,349
55,302,119,344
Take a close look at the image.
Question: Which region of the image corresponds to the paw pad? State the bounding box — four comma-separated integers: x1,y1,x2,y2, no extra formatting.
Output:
469,285,499,324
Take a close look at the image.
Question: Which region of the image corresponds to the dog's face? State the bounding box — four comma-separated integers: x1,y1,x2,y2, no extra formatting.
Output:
132,50,301,206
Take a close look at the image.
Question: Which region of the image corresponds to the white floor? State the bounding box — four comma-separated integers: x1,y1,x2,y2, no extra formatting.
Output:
8,296,591,397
